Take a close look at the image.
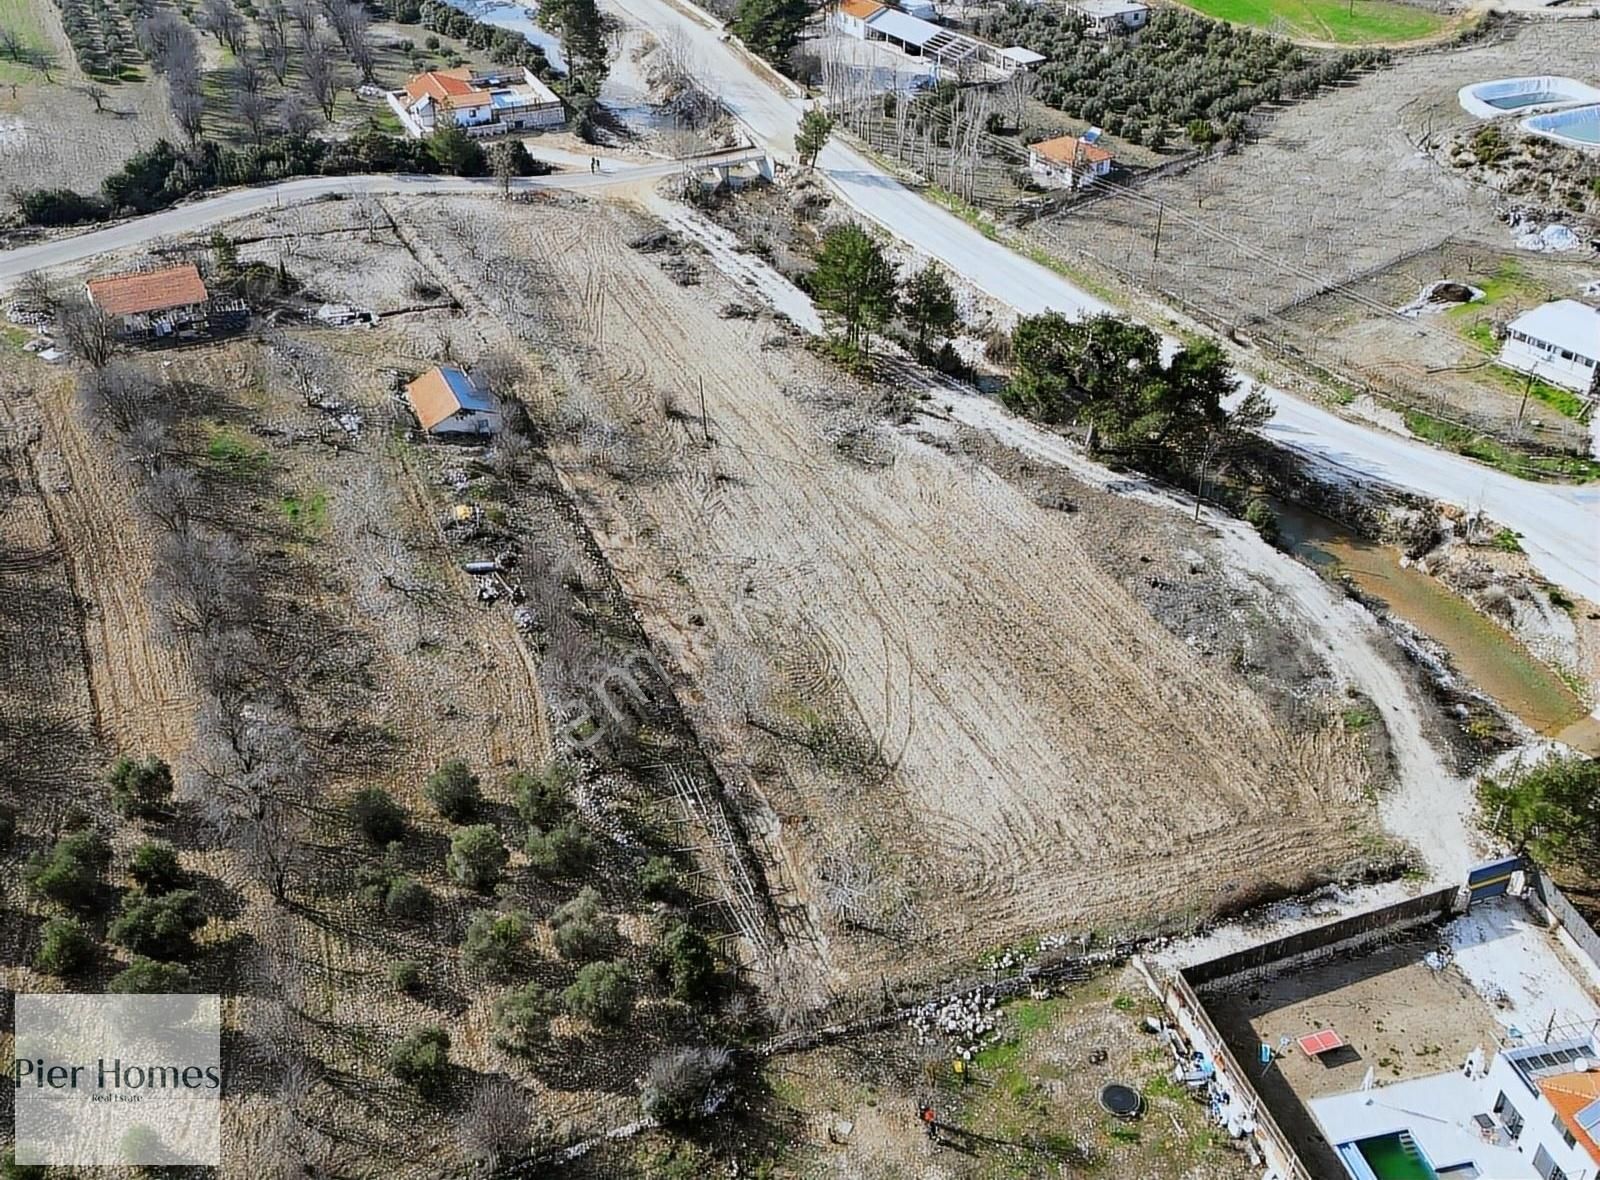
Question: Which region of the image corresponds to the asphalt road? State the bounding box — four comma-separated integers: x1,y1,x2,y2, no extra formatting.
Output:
0,156,707,281
1,41,1594,597
603,0,1600,602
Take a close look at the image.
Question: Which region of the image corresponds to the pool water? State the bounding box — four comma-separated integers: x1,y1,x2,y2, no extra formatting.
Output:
1525,104,1600,146
1482,90,1568,109
1356,1133,1440,1180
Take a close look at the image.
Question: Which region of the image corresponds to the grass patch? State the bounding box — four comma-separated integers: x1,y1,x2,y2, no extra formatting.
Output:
280,489,329,534
1489,527,1523,554
0,0,53,84
1342,704,1377,731
1175,0,1446,43
204,424,271,477
1402,409,1600,482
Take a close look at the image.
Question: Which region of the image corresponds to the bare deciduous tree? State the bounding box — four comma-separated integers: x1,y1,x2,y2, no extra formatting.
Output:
58,297,121,369
135,466,202,533
151,530,262,641
82,82,109,111
236,85,273,144
299,36,342,121
457,1080,535,1168
17,270,58,316
278,91,317,137
200,0,249,56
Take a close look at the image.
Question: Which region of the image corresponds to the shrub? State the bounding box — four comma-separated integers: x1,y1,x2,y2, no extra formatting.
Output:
638,854,681,901
108,890,205,961
462,909,531,978
108,957,194,993
107,755,174,818
351,786,407,845
389,959,423,993
562,960,634,1028
640,1046,734,1127
510,762,575,828
492,982,558,1055
551,887,617,962
426,759,481,822
26,830,111,909
1244,497,1279,542
385,876,430,920
388,1026,451,1099
35,917,96,977
525,820,600,880
657,922,717,1004
2,1147,48,1180
129,841,186,894
17,187,106,226
447,825,508,892
0,803,15,850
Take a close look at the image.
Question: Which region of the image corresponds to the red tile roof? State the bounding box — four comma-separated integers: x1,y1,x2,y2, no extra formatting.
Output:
1540,1072,1600,1166
1030,134,1114,166
840,0,885,19
85,263,209,317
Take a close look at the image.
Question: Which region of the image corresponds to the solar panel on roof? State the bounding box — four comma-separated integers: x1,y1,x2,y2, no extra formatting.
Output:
1576,1097,1600,1131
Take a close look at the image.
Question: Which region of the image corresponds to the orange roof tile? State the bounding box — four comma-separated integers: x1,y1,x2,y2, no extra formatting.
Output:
85,264,208,317
840,0,885,19
1030,134,1114,166
1541,1072,1600,1167
403,68,478,104
405,366,495,432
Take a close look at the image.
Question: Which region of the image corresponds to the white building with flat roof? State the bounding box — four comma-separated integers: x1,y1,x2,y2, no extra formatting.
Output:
1499,299,1600,395
1311,1034,1600,1180
1069,0,1150,34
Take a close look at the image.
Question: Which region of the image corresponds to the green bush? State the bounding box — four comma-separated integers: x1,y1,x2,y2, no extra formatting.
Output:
351,786,407,845
0,803,15,850
447,824,508,892
1244,497,1279,542
510,762,575,828
129,841,186,894
525,820,600,880
108,957,194,994
388,1026,452,1099
108,890,206,961
17,187,106,226
26,830,111,909
1479,755,1600,871
551,886,617,962
426,760,481,822
492,982,558,1055
107,755,174,818
563,960,634,1028
35,917,96,977
2,1146,48,1180
657,922,717,1004
389,959,423,993
385,876,430,920
638,854,681,901
462,909,532,978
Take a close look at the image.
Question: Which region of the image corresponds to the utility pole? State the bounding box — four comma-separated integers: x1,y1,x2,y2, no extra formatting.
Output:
1514,367,1534,435
699,376,711,444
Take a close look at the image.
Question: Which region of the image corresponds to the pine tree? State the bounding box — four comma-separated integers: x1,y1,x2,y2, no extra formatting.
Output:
900,261,958,357
810,223,897,353
731,0,809,63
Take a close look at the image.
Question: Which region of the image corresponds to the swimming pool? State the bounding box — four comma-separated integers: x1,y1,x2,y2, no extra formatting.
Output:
1458,76,1600,119
1524,104,1600,148
1346,1133,1440,1180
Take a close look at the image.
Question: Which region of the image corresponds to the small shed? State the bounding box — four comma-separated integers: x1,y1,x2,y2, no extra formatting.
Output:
86,263,215,339
405,366,501,437
998,46,1046,71
1499,300,1600,395
1027,134,1114,189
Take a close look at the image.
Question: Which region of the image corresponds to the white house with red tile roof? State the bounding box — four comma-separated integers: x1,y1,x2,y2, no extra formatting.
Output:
1027,134,1114,188
389,67,564,137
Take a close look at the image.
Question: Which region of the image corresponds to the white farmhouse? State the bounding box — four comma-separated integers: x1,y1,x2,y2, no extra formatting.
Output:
1311,1033,1600,1180
390,67,564,137
835,0,885,39
405,366,501,438
1027,134,1114,188
1499,299,1600,396
1069,0,1150,34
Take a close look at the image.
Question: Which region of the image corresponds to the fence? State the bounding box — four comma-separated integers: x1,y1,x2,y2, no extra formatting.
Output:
1526,866,1600,978
1182,886,1460,992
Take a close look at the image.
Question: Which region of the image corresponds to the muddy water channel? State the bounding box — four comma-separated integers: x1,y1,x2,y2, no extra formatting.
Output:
1272,501,1586,737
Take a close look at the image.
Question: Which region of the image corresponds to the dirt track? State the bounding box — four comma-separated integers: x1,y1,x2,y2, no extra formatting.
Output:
399,194,1379,987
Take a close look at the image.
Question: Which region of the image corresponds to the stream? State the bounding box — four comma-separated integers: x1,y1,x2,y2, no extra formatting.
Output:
1271,500,1588,741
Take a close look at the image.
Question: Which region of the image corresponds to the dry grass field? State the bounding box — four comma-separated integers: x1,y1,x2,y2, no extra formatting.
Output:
391,191,1383,994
